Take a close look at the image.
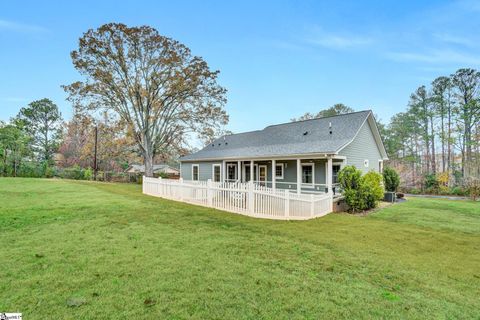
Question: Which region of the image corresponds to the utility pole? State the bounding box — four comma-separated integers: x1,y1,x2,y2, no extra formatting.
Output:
93,125,98,181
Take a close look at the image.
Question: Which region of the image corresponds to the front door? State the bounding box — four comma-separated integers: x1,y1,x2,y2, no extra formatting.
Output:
259,165,267,186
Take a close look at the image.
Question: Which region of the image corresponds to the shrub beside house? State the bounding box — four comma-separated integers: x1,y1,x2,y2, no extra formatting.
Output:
338,165,385,213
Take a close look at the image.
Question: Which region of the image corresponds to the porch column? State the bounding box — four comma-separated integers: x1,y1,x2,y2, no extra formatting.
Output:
250,160,254,182
272,159,276,190
296,159,301,194
327,157,333,194
222,160,226,182
237,160,241,182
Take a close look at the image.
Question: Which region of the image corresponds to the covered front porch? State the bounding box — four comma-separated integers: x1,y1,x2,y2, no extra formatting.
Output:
219,156,345,196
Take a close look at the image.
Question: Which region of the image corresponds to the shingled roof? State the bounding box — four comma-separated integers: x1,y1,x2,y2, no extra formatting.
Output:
181,110,383,161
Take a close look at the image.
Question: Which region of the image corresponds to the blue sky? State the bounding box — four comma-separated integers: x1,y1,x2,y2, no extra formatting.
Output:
1,0,480,134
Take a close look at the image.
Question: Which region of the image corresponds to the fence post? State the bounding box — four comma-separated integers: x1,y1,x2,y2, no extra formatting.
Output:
207,179,213,207
330,193,334,213
284,189,290,219
310,194,315,217
248,181,254,215
179,178,183,200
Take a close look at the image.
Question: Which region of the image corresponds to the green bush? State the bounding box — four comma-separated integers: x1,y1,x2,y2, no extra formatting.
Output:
450,186,466,196
338,166,364,212
158,172,169,179
361,171,385,209
465,177,480,201
84,168,93,180
438,185,450,195
424,174,439,191
60,165,85,180
338,165,362,190
409,188,421,194
44,166,56,178
18,162,43,178
338,166,384,213
383,167,400,192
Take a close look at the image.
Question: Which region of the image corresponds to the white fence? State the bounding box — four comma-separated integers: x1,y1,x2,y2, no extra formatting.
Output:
143,177,333,220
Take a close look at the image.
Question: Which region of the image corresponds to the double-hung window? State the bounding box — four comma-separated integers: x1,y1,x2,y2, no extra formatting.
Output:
275,163,284,179
212,164,221,182
301,163,314,186
192,164,199,181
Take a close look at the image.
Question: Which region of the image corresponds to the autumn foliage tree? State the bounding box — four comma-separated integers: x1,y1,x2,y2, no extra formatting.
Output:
64,23,228,177
58,108,138,171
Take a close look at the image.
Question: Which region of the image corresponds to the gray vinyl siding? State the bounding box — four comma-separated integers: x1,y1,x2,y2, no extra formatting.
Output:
273,160,326,192
338,120,383,173
181,161,222,181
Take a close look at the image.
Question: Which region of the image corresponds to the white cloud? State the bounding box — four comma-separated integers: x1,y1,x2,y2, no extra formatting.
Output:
0,19,48,34
307,34,372,49
386,49,480,65
305,26,373,50
433,33,476,47
0,97,28,103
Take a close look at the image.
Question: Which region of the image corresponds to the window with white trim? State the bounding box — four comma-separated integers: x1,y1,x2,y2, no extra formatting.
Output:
192,164,199,181
212,164,221,182
227,164,237,181
301,163,314,186
275,163,284,179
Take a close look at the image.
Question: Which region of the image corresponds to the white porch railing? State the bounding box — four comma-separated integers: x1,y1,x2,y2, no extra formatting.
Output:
143,177,333,220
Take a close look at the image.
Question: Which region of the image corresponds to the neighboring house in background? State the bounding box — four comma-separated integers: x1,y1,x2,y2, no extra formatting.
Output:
126,164,180,178
179,110,388,195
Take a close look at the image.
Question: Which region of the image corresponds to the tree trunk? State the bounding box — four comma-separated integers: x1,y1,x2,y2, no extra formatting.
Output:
461,135,466,177
440,109,445,172
44,118,49,162
144,152,154,177
423,117,430,174
430,116,436,174
447,104,452,173
465,123,472,177
3,149,7,176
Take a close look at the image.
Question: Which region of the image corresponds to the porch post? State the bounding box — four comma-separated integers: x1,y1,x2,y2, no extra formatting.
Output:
222,160,226,182
296,159,301,194
327,157,333,195
237,160,241,182
250,160,254,182
272,159,276,190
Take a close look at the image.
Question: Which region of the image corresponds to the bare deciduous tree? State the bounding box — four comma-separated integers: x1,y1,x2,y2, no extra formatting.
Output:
63,23,228,176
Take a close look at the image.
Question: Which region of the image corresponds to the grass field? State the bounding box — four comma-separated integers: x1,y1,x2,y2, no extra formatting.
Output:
0,178,479,319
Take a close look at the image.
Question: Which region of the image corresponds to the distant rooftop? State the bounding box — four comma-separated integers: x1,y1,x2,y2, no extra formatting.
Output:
126,164,179,173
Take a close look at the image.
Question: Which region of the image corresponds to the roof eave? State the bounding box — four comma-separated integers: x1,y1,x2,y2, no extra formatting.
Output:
180,152,339,162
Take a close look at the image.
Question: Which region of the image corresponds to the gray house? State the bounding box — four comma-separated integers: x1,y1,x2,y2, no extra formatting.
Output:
179,110,388,195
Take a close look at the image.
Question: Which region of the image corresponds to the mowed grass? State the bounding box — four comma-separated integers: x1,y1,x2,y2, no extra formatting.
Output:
0,178,479,319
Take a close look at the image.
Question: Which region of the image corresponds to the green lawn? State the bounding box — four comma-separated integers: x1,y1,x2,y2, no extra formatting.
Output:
0,178,479,319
